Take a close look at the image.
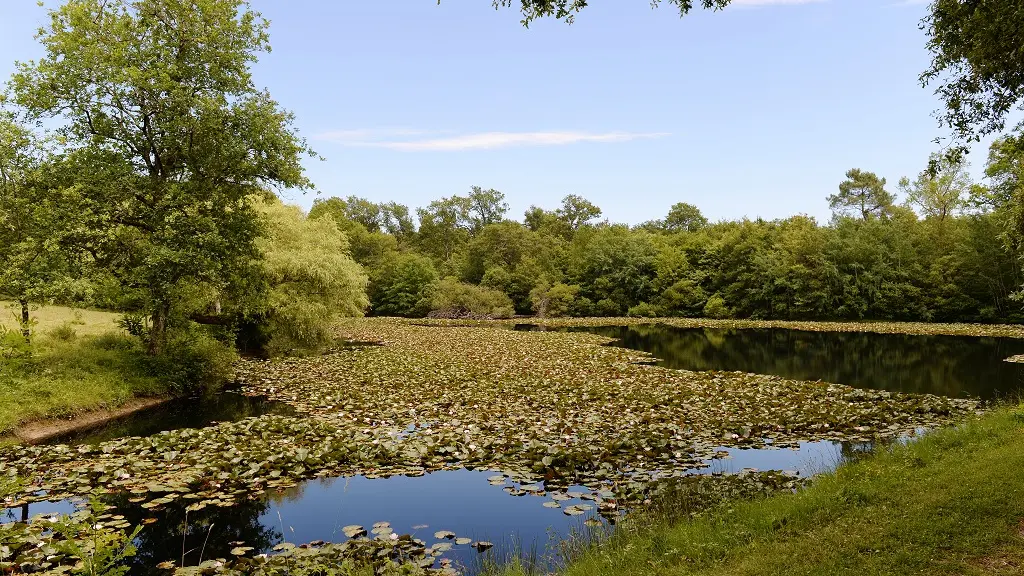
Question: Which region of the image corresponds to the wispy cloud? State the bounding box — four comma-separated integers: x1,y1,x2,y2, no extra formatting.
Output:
315,129,670,151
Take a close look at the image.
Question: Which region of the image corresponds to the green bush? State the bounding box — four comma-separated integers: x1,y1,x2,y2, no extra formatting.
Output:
627,302,662,318
571,296,595,317
530,281,581,318
594,298,622,317
0,329,31,363
92,332,138,352
368,252,438,317
428,277,515,319
48,322,78,342
659,278,707,317
117,313,149,339
703,293,731,319
146,326,236,395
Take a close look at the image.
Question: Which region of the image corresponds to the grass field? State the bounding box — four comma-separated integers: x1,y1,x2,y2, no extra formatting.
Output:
490,404,1024,576
0,301,164,433
0,300,121,336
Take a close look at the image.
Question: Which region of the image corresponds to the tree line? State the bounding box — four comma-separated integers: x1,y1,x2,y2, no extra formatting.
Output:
1,0,1023,385
301,145,1024,323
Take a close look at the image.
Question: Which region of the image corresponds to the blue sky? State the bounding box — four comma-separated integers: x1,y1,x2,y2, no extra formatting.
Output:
0,0,999,224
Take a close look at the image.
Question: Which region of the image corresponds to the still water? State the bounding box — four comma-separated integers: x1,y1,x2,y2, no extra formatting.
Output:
550,324,1024,400
46,392,297,446
7,469,608,574
12,325,1023,573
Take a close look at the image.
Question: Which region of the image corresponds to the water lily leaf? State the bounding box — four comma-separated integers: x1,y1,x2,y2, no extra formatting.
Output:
342,525,366,538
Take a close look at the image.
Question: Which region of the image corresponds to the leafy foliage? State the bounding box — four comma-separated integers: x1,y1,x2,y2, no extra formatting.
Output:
255,197,368,355
368,252,438,317
490,0,733,25
829,169,896,220
427,278,514,319
922,0,1024,142
8,0,314,355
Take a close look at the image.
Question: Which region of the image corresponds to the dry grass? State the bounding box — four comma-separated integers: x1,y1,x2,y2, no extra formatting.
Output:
0,300,121,338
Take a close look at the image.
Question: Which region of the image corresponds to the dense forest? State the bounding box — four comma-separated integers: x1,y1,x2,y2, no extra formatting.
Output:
301,146,1024,323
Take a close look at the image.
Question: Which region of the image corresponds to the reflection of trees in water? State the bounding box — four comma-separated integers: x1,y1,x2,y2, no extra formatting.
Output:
102,493,280,573
51,394,295,446
584,325,1024,399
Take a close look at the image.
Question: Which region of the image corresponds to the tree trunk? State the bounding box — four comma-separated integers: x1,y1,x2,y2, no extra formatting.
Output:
19,298,30,343
147,303,169,356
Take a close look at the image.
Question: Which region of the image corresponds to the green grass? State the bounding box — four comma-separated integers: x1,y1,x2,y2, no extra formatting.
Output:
0,300,122,337
492,405,1024,576
0,301,165,433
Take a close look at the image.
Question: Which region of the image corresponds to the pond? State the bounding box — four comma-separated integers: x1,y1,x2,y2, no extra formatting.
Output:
0,323,999,574
519,324,1024,400
6,439,867,575
43,391,297,446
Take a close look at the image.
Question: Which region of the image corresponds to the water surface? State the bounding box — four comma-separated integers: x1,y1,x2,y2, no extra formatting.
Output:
13,324,1017,574
44,392,296,446
529,324,1024,400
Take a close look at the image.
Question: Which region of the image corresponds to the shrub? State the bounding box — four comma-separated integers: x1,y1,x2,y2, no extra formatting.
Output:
627,302,662,318
571,296,595,317
146,326,237,395
0,329,31,363
91,332,138,352
659,279,707,317
595,298,622,317
117,313,149,339
703,293,731,319
427,277,515,319
530,281,581,318
368,252,438,317
48,322,78,342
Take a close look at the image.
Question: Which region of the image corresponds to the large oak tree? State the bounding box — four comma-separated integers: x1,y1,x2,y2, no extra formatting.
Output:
9,0,314,354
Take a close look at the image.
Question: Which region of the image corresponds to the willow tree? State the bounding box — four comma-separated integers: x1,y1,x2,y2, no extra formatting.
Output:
8,0,313,355
255,197,368,355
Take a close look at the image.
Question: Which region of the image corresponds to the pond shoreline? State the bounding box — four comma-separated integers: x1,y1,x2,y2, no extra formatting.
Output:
10,396,171,445
412,316,1024,339
493,404,1024,576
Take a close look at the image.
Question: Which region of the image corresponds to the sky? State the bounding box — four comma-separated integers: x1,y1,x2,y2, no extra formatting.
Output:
0,0,1003,224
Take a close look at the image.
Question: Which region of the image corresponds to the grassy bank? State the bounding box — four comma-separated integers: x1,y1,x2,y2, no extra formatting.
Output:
492,404,1024,576
0,301,165,433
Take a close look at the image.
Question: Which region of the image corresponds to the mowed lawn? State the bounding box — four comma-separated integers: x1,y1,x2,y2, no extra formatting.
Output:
0,301,163,433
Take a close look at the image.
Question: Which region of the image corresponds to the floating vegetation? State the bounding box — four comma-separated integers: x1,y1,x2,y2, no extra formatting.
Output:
426,316,1024,340
165,536,462,576
0,319,987,573
1006,354,1024,363
0,505,141,574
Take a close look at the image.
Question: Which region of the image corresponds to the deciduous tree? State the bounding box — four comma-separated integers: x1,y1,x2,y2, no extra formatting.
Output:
9,0,313,355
